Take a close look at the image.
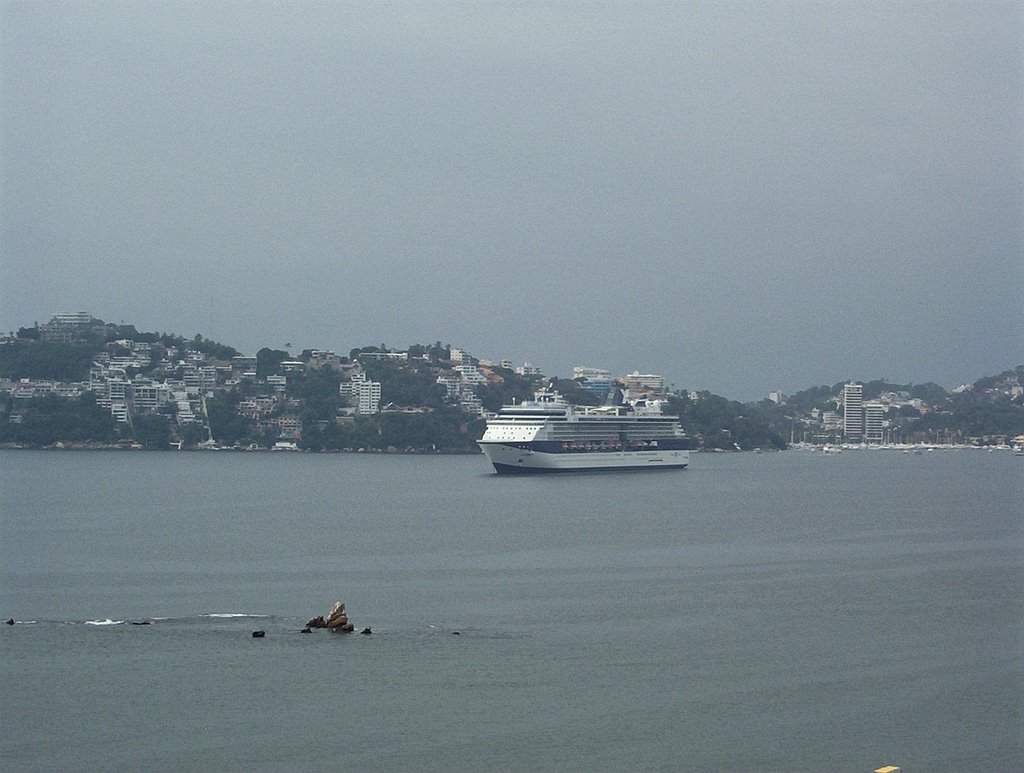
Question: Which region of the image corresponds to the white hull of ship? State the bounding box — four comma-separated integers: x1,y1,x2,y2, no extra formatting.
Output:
478,442,689,474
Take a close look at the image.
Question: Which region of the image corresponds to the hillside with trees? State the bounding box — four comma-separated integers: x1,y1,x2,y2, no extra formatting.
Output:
1,315,1021,451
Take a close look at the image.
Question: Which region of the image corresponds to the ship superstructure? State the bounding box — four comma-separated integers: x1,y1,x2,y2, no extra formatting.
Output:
477,389,691,474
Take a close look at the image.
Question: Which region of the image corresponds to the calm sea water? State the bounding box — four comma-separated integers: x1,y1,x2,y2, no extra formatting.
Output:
2,449,1021,772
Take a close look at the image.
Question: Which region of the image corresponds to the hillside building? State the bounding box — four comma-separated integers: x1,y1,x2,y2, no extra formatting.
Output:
573,366,614,402
622,371,666,398
341,372,382,414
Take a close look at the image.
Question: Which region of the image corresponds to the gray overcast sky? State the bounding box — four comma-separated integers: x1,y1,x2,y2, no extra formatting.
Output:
2,1,1021,399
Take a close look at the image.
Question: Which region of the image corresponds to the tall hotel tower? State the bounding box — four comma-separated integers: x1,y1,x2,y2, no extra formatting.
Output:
843,383,864,440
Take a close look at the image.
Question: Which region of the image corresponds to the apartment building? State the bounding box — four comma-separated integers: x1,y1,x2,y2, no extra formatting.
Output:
340,372,382,414
864,402,885,443
843,383,863,440
622,371,666,398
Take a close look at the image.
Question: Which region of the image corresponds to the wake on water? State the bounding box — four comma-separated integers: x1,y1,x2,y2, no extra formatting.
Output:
5,613,271,626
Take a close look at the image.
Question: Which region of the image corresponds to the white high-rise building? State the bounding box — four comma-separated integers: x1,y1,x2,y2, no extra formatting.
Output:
864,402,885,443
340,371,381,414
843,383,863,439
356,380,381,415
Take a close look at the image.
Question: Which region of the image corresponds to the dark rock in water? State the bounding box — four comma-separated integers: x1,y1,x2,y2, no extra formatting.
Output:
452,631,461,636
129,621,151,626
305,615,327,629
252,630,266,638
5,618,14,625
360,627,372,635
300,627,312,634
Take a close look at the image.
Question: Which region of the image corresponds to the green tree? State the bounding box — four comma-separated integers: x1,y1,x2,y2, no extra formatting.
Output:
290,369,342,421
549,379,602,406
256,348,289,379
360,360,446,407
909,382,948,405
177,422,207,447
783,385,837,413
0,342,97,381
190,334,238,360
475,369,540,412
206,394,253,446
132,413,171,449
0,392,117,445
665,391,785,450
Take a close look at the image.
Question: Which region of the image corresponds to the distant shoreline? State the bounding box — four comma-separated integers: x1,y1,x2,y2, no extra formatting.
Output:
0,442,481,454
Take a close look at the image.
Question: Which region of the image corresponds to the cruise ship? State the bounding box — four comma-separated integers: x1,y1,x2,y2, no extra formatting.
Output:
477,389,692,474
